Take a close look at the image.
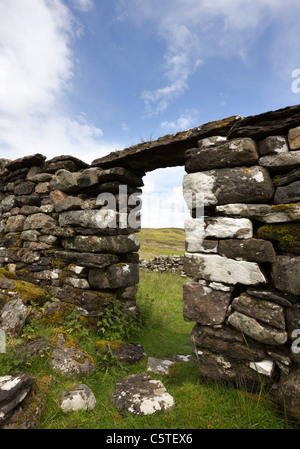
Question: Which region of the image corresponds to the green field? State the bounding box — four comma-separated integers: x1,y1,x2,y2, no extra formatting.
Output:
138,227,186,260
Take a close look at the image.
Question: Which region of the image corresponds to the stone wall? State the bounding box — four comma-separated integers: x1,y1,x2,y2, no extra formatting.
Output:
182,116,300,417
0,155,142,324
0,104,300,419
140,255,186,276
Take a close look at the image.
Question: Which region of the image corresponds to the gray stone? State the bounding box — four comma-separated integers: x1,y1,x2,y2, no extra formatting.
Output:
218,239,276,263
272,256,300,296
204,217,253,239
259,151,300,172
215,203,300,223
231,294,286,330
0,298,28,336
183,166,274,208
54,196,84,213
184,253,267,286
258,136,289,156
0,373,35,425
97,341,146,364
59,209,117,229
185,138,259,173
192,348,271,389
285,303,300,338
274,168,300,187
42,155,89,173
15,194,41,207
63,234,140,254
110,373,175,416
288,126,300,150
60,384,97,412
277,369,300,421
183,282,231,325
198,136,228,149
1,195,16,212
24,213,57,230
56,251,118,269
274,181,300,204
14,182,35,196
88,263,139,289
246,287,298,307
191,324,266,362
49,171,82,193
228,311,288,345
147,355,192,376
50,330,96,378
6,154,46,172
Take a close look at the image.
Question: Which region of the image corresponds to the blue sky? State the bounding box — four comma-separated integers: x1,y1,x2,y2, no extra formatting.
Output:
1,0,300,227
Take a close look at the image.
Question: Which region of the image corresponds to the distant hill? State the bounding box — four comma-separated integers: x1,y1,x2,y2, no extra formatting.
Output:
138,228,186,260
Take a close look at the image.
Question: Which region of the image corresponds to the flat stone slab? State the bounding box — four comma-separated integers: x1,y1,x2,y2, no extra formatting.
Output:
0,373,35,425
110,373,175,416
147,355,192,375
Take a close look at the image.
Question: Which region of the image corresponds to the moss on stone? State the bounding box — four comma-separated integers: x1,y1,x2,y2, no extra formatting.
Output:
257,223,300,253
0,267,18,280
95,339,125,351
51,329,96,366
9,280,51,306
271,202,300,213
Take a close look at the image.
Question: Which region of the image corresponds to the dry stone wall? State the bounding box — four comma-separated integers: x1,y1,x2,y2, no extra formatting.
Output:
0,104,300,420
182,116,300,416
0,155,143,325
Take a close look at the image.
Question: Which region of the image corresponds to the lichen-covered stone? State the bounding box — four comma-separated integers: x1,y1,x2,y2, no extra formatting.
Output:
110,373,175,416
257,223,300,253
60,384,96,412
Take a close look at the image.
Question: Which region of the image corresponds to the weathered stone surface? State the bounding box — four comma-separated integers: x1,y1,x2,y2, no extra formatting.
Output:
59,209,117,229
183,166,274,208
15,193,41,207
191,324,266,362
96,341,146,364
110,373,175,416
274,168,300,187
35,182,51,194
147,355,191,375
0,298,28,336
50,330,96,377
198,135,227,149
204,217,253,239
0,373,35,425
192,348,271,389
92,116,240,172
184,253,267,286
14,181,35,196
63,234,140,254
228,105,300,140
288,126,300,150
1,375,53,430
60,384,97,412
56,251,118,269
247,287,299,307
53,196,84,213
275,181,300,204
1,195,16,212
49,171,81,193
185,138,259,173
6,154,46,172
231,294,286,330
42,155,89,173
218,239,276,263
228,311,288,345
96,167,144,187
285,303,300,338
277,369,300,421
259,151,300,172
88,263,139,289
183,282,231,325
53,285,117,313
272,256,300,296
24,213,57,230
215,202,300,223
6,215,26,232
258,136,289,156
249,358,276,378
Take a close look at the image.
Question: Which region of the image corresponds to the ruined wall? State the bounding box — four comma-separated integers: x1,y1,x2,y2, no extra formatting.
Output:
0,104,300,419
0,155,142,325
182,113,300,415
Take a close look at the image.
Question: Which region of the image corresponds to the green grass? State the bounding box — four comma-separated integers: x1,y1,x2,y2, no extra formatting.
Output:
138,228,185,260
1,270,298,430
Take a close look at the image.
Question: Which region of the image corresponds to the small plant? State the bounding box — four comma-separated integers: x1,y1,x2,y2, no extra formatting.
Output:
97,301,141,342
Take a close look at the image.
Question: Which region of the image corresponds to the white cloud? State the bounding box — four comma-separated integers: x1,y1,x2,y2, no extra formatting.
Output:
117,0,300,114
0,0,112,164
69,0,94,12
160,109,199,132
